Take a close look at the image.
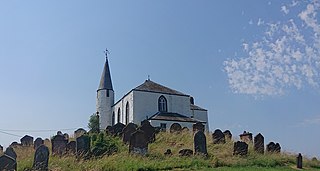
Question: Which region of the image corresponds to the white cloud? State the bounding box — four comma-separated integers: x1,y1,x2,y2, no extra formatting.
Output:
299,115,320,126
224,0,320,96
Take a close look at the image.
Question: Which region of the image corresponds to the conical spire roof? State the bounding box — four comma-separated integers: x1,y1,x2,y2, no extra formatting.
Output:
98,57,113,91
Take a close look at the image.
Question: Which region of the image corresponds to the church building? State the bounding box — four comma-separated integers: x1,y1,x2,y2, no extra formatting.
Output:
96,56,209,131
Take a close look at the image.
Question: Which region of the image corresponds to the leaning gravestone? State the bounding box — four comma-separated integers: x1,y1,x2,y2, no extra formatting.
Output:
110,123,126,136
51,134,67,156
179,149,193,157
194,131,208,156
33,145,49,171
66,141,76,154
223,130,232,140
4,147,17,160
139,121,156,143
34,137,44,150
0,155,17,171
193,122,205,132
254,133,264,154
212,129,226,144
129,130,148,155
170,123,182,133
76,135,91,158
233,141,248,156
122,123,137,144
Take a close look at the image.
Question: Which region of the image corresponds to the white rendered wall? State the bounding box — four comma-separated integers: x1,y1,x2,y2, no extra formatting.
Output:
149,120,194,130
96,89,114,129
112,91,134,124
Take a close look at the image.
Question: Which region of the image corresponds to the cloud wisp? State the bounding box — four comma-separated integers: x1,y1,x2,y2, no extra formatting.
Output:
224,0,320,96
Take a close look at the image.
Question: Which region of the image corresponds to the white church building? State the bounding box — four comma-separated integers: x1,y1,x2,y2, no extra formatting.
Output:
96,56,209,131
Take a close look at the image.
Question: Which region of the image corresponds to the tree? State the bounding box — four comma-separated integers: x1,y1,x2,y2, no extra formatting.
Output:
88,112,100,133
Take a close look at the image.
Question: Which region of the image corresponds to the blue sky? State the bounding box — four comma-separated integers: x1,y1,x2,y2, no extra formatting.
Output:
0,1,320,158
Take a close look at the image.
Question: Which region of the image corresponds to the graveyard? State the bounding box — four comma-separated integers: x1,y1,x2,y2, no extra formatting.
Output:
1,122,320,170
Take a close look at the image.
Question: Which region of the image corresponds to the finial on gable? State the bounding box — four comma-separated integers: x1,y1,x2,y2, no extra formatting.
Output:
148,75,150,81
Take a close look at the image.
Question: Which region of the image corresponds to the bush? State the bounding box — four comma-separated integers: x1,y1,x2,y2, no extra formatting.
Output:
91,133,118,157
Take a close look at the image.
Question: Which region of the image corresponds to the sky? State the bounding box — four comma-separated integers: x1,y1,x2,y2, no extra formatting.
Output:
0,0,319,158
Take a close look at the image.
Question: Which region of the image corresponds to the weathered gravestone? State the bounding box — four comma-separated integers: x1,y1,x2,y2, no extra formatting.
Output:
239,131,253,143
4,147,17,160
170,123,182,133
33,145,49,171
223,130,232,140
179,149,193,157
0,155,17,171
51,134,67,156
0,145,3,153
164,149,172,156
129,130,148,155
233,141,248,156
34,137,44,150
193,122,205,132
122,123,137,144
74,128,87,138
20,135,34,146
76,135,91,157
10,142,20,148
57,131,63,136
297,153,302,169
139,120,155,143
64,133,69,141
66,141,76,154
182,127,189,132
254,133,264,154
275,143,281,153
266,142,281,153
212,129,226,144
108,123,126,136
194,131,208,156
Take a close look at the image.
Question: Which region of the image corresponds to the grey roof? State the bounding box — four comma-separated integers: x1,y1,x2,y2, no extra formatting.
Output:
133,80,187,96
98,58,113,91
148,112,206,123
190,104,207,111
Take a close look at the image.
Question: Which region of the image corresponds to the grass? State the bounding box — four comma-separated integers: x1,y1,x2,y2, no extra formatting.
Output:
10,131,320,170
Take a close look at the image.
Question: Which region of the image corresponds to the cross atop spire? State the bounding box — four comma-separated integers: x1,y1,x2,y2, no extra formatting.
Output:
104,48,110,59
98,48,113,91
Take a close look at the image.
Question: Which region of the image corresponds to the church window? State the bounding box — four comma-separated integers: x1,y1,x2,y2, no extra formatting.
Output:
125,102,129,125
117,108,121,123
112,112,115,126
106,90,109,97
158,95,167,112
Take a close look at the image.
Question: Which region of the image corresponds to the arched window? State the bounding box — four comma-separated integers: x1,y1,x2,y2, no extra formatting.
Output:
112,112,115,126
117,108,121,123
158,95,167,112
125,102,129,125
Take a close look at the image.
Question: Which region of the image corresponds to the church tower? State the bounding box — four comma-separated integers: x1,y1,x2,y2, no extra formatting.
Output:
96,53,114,130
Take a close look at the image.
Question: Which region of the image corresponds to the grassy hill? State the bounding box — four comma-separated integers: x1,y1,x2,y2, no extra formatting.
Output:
4,131,320,170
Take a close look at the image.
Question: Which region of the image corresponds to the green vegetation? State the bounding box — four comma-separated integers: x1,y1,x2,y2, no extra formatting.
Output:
14,131,320,170
88,113,100,133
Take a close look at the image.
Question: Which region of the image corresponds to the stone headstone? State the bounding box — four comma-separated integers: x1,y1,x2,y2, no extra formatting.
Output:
51,134,67,156
182,127,189,132
66,141,76,154
10,142,20,147
74,128,87,138
109,123,126,136
194,131,208,156
164,149,172,156
239,131,253,143
33,145,49,171
193,122,205,132
76,135,91,157
297,153,302,169
122,123,137,144
179,149,193,157
233,141,248,156
4,147,17,160
212,129,226,144
223,130,232,140
0,145,3,153
170,123,182,133
129,130,148,155
20,135,34,146
275,143,281,153
266,142,281,153
34,137,44,150
57,131,63,136
64,133,69,141
139,121,155,143
0,155,17,171
254,133,264,154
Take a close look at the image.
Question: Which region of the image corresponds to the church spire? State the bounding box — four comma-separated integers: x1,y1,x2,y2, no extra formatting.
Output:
98,49,113,91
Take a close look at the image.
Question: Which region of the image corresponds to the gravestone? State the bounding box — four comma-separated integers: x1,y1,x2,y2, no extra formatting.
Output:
33,145,49,171
0,145,3,153
193,122,205,132
297,153,302,169
233,141,248,156
194,131,208,156
74,128,87,138
164,149,172,156
223,130,232,140
129,130,148,155
4,147,17,160
139,121,156,143
266,142,281,153
76,135,91,157
10,142,20,147
110,123,126,136
57,131,63,136
20,135,34,146
254,133,264,154
64,133,69,141
0,155,17,171
182,127,189,132
34,137,44,150
66,141,76,154
179,149,193,157
239,131,253,143
212,129,226,144
275,143,281,153
51,134,67,156
122,123,137,144
170,123,182,133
